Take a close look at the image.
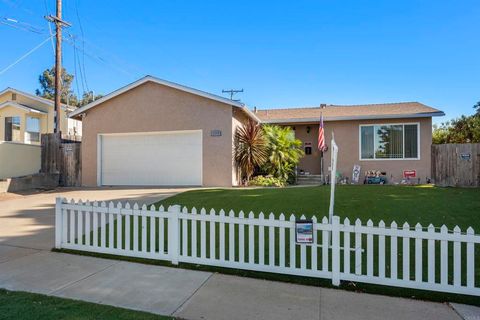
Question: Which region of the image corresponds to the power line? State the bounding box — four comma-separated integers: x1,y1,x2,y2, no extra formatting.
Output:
74,0,88,92
43,0,55,54
64,30,144,76
63,35,137,77
0,35,54,75
0,16,46,34
0,0,36,16
72,36,82,97
1,2,141,81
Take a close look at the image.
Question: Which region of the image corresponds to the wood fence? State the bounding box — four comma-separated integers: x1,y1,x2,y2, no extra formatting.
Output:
56,198,480,296
41,133,81,187
432,143,480,187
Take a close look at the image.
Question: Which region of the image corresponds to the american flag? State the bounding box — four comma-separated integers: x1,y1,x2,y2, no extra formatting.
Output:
318,113,326,152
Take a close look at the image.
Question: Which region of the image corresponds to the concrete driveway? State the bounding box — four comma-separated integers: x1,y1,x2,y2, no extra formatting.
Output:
0,187,189,250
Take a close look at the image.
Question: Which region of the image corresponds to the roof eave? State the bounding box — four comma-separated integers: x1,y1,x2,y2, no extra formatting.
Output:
0,101,48,114
0,87,54,106
69,75,246,118
0,87,74,110
260,111,445,124
241,106,261,123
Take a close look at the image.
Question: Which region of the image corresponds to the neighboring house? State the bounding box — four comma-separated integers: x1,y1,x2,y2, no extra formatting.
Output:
70,76,444,187
0,87,82,144
256,103,444,183
0,88,82,179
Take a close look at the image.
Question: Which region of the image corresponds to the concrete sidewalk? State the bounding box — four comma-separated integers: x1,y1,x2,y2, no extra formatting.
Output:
0,244,465,320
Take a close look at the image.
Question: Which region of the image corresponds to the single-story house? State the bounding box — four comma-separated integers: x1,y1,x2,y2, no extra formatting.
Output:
70,76,444,187
70,76,258,187
0,88,82,179
256,103,444,184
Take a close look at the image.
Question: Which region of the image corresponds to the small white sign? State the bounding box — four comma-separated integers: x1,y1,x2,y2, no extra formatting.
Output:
352,164,361,183
295,220,313,244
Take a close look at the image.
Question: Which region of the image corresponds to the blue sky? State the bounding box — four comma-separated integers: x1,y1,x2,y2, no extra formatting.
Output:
1,0,479,123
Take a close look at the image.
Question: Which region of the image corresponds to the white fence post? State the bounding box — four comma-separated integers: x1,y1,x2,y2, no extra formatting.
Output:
55,197,63,249
169,205,181,265
331,215,340,286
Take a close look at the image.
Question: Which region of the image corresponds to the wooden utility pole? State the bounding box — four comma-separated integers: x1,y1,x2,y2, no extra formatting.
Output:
222,89,243,101
54,0,62,133
46,0,71,133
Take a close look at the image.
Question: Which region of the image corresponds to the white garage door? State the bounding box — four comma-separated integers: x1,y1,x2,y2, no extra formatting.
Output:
99,130,202,186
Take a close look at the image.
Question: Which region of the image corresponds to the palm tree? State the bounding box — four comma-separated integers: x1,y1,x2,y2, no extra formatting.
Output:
234,120,268,183
262,125,304,181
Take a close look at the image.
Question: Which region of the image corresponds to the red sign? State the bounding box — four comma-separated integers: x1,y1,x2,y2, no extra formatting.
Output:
403,170,416,178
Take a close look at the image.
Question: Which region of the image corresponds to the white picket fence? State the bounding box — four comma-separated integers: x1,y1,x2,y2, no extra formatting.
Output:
55,198,480,296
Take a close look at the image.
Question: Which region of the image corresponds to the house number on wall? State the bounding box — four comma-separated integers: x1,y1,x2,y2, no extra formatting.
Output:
211,130,222,137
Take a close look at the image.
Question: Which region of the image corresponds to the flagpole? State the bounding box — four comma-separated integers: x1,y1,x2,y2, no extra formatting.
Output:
328,132,338,223
320,151,324,184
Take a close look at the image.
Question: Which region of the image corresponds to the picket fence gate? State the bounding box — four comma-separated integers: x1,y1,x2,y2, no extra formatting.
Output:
55,198,480,296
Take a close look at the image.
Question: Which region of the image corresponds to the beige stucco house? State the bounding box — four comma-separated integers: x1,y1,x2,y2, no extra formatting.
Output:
70,76,257,187
256,103,444,184
71,76,444,187
0,88,82,179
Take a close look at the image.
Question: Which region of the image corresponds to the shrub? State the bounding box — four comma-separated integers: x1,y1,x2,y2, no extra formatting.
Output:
248,175,286,187
261,125,304,181
234,120,269,183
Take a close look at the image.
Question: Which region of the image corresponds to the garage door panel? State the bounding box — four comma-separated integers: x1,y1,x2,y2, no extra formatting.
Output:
100,131,202,186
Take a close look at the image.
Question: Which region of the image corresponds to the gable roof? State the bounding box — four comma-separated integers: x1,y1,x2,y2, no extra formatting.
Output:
0,87,77,111
0,87,54,106
256,102,445,123
69,75,260,121
0,101,48,114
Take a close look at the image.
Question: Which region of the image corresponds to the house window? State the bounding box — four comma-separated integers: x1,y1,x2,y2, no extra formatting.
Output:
360,123,419,160
4,116,21,142
25,117,40,143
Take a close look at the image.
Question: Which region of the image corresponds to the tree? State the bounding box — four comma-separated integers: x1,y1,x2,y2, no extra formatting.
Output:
234,120,269,183
432,123,450,144
474,101,480,115
432,114,480,144
36,67,77,106
77,91,103,107
261,125,304,181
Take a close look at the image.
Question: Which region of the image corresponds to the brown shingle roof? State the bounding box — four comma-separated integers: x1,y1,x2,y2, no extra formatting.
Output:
255,102,444,123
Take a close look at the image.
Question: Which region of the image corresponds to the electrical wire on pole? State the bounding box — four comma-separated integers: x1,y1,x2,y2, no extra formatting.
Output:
74,0,89,93
222,89,244,101
45,0,71,133
0,35,54,75
43,0,56,54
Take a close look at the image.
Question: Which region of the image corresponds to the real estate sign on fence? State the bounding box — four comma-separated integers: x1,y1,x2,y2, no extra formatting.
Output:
55,198,480,296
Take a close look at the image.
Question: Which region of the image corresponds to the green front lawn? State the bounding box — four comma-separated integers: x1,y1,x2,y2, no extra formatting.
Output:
155,185,480,231
0,289,171,320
